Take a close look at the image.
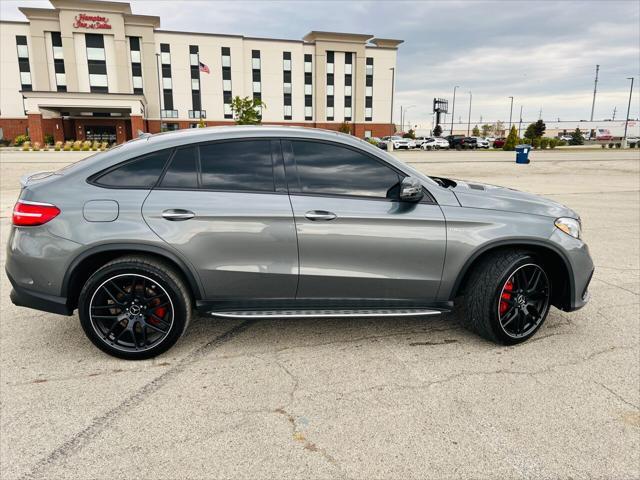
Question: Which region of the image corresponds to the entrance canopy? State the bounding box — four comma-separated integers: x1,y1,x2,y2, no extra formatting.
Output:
22,91,146,118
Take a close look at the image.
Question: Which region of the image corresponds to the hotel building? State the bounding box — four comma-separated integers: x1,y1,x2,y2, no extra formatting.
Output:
0,0,402,144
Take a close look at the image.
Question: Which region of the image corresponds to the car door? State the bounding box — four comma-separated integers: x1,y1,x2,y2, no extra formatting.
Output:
283,139,446,303
142,139,298,302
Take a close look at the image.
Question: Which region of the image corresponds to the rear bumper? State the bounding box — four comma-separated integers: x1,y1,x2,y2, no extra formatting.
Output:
7,271,72,316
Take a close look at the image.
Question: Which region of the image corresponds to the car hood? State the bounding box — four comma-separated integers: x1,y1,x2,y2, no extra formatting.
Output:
449,179,578,218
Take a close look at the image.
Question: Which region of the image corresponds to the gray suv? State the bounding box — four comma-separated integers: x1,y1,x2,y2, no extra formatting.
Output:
6,126,594,359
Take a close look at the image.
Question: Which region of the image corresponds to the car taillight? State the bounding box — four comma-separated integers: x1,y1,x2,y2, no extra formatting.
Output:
12,200,60,226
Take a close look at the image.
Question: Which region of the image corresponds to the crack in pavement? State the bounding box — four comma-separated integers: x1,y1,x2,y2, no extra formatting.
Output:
17,319,256,480
597,382,640,410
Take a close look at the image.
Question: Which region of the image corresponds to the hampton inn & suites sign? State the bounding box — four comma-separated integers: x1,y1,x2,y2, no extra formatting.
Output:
73,13,112,30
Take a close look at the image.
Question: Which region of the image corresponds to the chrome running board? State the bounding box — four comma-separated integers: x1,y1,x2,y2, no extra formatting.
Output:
209,308,444,319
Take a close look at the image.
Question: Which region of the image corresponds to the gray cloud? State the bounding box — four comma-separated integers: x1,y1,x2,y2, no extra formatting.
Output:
2,0,638,126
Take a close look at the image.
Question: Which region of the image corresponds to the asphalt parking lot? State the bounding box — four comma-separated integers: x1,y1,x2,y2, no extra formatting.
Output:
1,147,638,479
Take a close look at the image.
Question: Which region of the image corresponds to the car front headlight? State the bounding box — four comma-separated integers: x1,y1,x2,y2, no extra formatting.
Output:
555,217,582,239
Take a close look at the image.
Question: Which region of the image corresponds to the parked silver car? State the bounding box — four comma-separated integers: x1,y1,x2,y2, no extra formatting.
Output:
7,126,594,359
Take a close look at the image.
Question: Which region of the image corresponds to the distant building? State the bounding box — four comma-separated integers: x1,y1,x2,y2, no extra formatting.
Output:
0,0,402,144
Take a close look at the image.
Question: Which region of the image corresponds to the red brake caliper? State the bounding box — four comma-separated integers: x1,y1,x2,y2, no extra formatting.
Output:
147,298,166,326
500,280,514,315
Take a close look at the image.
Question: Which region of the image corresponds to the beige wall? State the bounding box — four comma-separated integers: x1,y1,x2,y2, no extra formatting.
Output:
0,22,30,117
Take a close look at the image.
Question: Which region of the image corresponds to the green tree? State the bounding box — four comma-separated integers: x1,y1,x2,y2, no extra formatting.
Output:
481,124,494,137
230,96,266,125
569,128,584,145
524,120,546,140
403,129,416,139
433,124,443,137
503,125,519,151
472,125,481,136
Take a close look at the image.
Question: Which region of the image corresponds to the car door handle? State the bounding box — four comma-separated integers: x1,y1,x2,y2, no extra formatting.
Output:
162,209,195,221
305,210,337,221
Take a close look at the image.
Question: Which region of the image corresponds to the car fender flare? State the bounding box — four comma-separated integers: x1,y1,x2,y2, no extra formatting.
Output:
448,237,575,304
61,242,204,300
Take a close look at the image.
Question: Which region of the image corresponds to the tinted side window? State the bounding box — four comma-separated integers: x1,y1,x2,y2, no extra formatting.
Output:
199,140,274,192
160,146,198,188
93,150,170,188
291,141,401,198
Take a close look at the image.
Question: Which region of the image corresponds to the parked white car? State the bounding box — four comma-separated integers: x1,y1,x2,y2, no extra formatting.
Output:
421,137,450,150
414,136,430,148
379,136,413,150
474,137,490,149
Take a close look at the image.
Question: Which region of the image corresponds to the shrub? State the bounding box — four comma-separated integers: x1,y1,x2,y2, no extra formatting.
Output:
43,143,49,151
22,141,31,151
557,140,567,147
32,142,42,151
540,137,549,149
366,137,379,146
72,140,82,151
44,133,54,145
338,122,351,134
100,141,108,150
81,141,92,151
503,126,518,151
91,141,100,151
549,138,559,149
608,143,614,148
63,141,73,151
569,128,584,145
14,134,30,146
531,137,541,149
54,141,63,151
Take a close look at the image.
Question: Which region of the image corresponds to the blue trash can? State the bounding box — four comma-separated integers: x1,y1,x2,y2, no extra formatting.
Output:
515,144,531,164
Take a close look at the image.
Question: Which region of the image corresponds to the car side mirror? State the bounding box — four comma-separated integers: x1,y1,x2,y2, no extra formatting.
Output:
399,176,424,202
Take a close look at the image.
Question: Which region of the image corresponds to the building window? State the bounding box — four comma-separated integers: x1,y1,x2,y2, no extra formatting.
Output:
160,43,175,115
161,122,179,132
282,52,292,120
16,35,32,91
221,47,232,119
129,36,143,94
344,52,353,121
304,53,313,120
189,45,202,115
50,32,67,92
326,51,334,121
365,57,374,121
86,34,107,93
252,50,262,106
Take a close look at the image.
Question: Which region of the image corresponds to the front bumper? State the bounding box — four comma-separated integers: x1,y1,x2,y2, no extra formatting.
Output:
549,230,594,311
7,271,72,316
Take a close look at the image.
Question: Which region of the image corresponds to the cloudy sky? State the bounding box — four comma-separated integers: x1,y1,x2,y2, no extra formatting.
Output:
2,0,638,128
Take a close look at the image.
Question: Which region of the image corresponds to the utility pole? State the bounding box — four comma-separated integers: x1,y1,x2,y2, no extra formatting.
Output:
450,86,459,135
538,107,543,120
612,106,617,121
467,91,472,136
508,96,514,130
623,77,634,146
389,67,395,135
590,65,600,122
518,105,523,138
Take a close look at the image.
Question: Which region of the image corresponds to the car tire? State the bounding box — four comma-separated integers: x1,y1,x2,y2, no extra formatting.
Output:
78,255,193,360
460,250,552,345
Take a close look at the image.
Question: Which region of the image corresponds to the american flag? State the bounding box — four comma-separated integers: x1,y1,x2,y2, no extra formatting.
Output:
199,61,210,74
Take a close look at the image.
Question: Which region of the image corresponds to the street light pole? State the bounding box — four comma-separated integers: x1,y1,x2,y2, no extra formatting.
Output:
623,77,634,146
508,96,514,131
450,85,459,135
517,105,523,138
389,67,395,135
467,91,472,136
